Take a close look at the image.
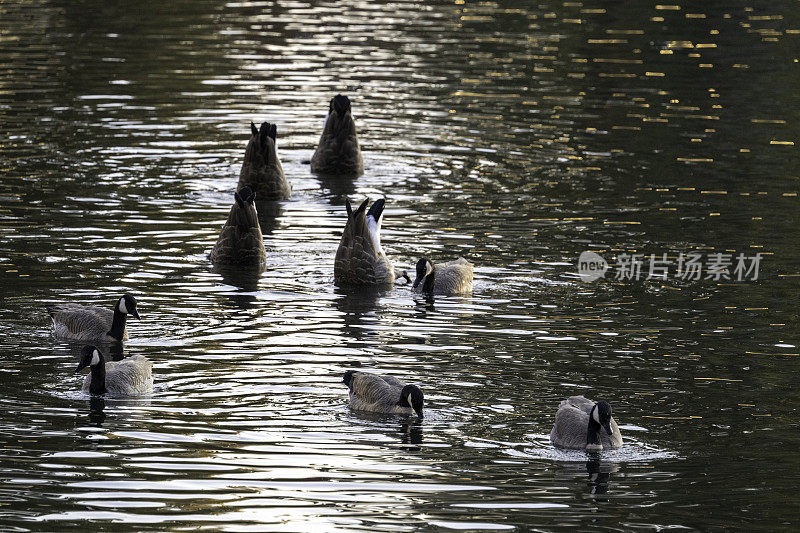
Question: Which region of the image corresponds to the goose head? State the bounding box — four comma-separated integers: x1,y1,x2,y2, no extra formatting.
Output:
116,294,140,320
342,370,355,389
587,400,614,448
593,401,614,435
75,345,104,373
412,258,434,292
400,384,424,418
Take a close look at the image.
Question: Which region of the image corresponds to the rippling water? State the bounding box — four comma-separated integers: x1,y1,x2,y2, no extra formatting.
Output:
1,0,799,530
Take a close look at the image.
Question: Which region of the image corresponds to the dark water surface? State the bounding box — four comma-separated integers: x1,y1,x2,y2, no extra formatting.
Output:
1,0,799,530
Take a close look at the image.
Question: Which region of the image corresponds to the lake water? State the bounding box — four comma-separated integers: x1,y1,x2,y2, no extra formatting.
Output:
1,0,799,530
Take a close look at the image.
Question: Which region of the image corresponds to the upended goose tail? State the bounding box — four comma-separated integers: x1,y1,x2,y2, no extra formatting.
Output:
334,198,394,286
210,187,267,266
238,121,291,200
311,94,364,176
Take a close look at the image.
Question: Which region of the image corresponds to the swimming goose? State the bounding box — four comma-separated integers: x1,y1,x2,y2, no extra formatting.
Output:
238,121,291,200
75,345,153,396
412,257,474,295
311,94,364,176
550,396,623,451
209,186,267,266
334,198,395,286
48,294,140,342
343,370,424,417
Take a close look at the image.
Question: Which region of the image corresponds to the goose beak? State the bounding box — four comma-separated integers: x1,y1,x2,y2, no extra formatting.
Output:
74,361,88,373
603,421,613,435
132,308,141,320
412,277,421,289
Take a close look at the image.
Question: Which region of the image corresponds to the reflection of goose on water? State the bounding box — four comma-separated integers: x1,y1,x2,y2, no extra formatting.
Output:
213,263,262,311
48,294,140,343
400,420,424,447
252,198,283,236
88,396,106,426
586,459,612,496
412,257,474,295
343,370,424,418
550,396,623,451
311,94,364,177
75,345,153,397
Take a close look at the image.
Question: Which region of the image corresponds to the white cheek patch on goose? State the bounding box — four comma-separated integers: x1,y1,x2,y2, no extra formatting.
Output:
366,215,384,255
118,298,128,314
405,394,412,408
592,407,600,424
425,262,433,277
91,350,100,366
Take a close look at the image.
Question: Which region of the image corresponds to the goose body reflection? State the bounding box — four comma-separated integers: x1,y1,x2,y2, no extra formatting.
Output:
586,459,613,497
334,198,395,286
75,345,153,397
343,370,424,418
412,257,473,295
550,396,623,451
238,121,291,200
209,187,267,266
48,294,140,343
311,94,364,176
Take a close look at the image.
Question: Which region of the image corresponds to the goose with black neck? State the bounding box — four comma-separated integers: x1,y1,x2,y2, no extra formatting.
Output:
48,294,140,343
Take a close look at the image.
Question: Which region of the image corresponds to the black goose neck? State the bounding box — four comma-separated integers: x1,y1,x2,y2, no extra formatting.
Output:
422,267,436,293
89,361,106,396
586,406,601,446
107,306,127,341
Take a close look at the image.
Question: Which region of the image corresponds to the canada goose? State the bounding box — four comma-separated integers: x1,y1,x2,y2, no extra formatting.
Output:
75,345,153,396
238,121,291,200
412,257,474,295
209,186,267,266
342,370,424,417
550,396,623,451
48,294,140,342
311,94,364,176
334,198,395,286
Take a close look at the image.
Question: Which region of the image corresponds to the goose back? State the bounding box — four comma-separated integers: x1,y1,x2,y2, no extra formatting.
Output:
210,187,267,266
416,257,473,295
238,121,291,200
334,199,394,286
48,304,121,342
48,295,138,342
344,371,413,415
550,395,623,450
310,94,364,176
